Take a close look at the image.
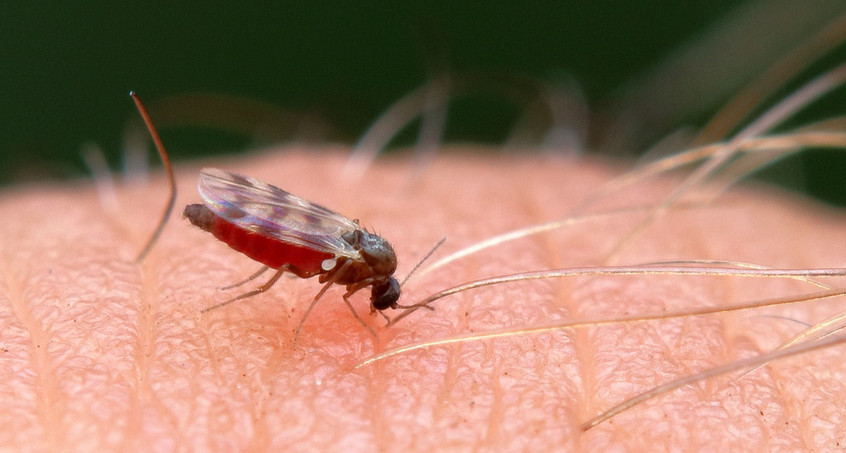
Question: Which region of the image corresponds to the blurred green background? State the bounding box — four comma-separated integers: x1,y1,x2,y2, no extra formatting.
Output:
2,1,845,206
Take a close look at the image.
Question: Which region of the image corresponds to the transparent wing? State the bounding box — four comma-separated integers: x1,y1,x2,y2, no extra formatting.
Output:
197,168,361,258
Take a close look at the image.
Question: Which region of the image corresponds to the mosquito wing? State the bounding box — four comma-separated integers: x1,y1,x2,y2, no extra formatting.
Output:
197,168,361,258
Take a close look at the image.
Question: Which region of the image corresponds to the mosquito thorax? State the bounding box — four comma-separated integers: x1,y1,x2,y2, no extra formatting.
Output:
343,230,398,277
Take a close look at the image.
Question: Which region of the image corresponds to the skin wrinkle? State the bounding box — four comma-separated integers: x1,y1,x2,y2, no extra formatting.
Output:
529,167,590,443
6,269,53,447
0,149,845,450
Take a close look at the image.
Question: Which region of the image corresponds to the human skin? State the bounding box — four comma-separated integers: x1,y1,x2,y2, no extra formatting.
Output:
1,149,845,451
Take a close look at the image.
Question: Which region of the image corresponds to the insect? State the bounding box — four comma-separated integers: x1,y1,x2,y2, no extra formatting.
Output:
185,169,402,316
130,92,422,344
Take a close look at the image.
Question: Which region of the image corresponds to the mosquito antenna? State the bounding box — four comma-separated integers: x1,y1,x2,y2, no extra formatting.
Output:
130,91,177,262
400,237,446,288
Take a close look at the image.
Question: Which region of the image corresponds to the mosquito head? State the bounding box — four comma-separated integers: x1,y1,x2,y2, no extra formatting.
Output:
371,277,400,310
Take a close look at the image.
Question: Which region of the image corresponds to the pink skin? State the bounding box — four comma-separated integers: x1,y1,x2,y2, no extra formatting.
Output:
1,149,845,451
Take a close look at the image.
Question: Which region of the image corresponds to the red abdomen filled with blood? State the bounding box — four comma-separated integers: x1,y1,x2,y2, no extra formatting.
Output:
185,204,334,277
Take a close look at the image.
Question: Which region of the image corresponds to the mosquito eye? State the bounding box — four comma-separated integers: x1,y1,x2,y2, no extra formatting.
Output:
371,278,400,310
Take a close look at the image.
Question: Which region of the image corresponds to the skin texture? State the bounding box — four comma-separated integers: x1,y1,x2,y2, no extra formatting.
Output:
1,148,845,451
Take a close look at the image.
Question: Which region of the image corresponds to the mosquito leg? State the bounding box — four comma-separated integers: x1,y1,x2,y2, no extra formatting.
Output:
361,299,393,325
292,261,353,347
384,302,435,327
342,289,379,341
220,266,270,290
201,266,287,313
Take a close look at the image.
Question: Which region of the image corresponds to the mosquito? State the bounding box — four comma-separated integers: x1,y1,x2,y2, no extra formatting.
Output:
130,92,433,344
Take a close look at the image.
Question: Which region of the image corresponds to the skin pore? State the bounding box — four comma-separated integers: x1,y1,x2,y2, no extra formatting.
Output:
1,149,845,451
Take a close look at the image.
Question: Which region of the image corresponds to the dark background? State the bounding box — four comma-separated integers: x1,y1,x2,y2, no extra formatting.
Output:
2,1,845,206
